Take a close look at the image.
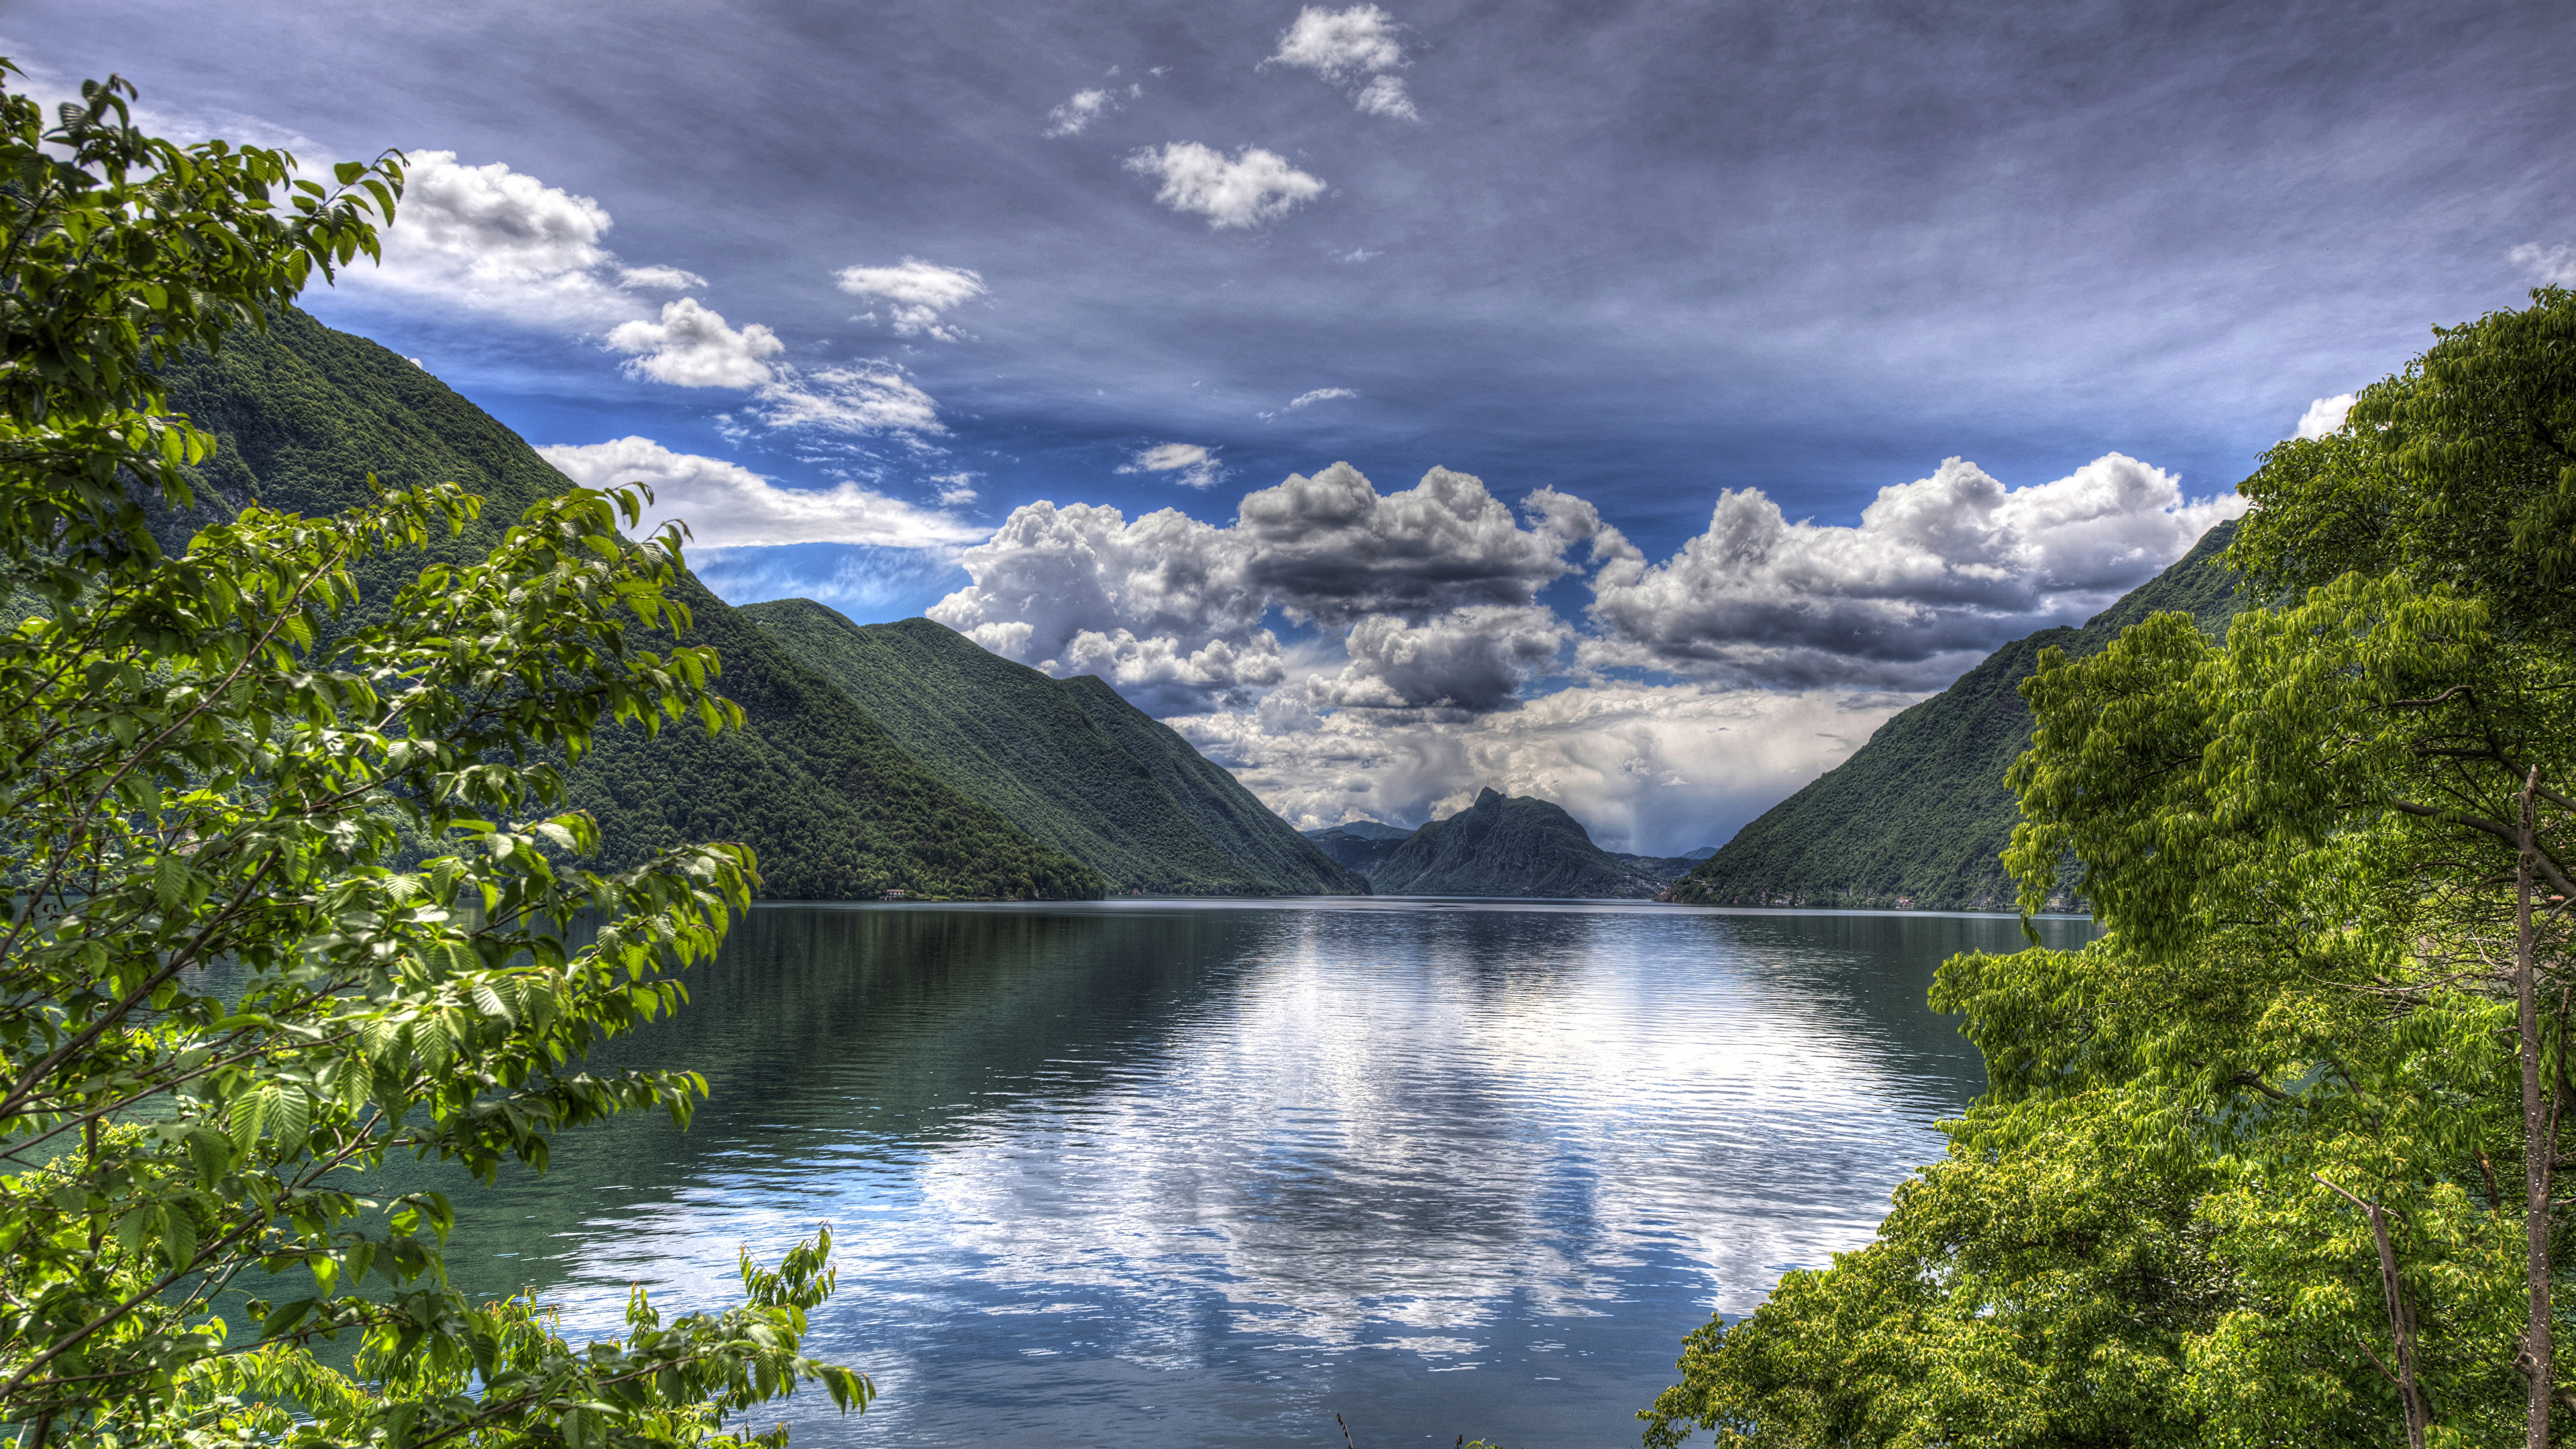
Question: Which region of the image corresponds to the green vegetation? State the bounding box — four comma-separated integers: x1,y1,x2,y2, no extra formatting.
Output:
0,66,861,1446
166,311,1103,902
1642,291,2576,1446
1341,788,1676,898
1668,519,2243,911
739,604,1365,894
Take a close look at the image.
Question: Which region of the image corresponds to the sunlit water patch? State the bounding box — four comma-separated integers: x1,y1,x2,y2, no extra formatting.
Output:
409,901,2092,1448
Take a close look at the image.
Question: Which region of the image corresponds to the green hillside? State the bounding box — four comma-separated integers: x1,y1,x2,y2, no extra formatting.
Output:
1669,520,2244,911
1056,674,1367,894
1361,788,1674,898
163,309,1103,901
737,605,1366,894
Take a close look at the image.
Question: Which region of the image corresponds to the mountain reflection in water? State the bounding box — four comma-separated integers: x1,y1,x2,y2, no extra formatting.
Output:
423,900,2092,1448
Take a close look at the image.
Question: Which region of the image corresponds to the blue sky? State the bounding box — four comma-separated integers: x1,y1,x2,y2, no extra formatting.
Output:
17,0,2571,851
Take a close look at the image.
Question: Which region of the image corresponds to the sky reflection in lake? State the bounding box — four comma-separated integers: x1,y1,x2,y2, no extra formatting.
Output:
431,901,2090,1448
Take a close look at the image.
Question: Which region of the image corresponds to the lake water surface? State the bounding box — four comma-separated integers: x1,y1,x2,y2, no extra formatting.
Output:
433,900,2092,1449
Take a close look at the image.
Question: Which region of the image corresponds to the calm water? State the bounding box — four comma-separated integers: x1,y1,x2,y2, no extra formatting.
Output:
421,900,2091,1448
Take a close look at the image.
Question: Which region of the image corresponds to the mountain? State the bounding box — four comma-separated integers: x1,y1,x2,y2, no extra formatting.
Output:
162,309,1104,901
1667,521,2245,911
736,604,1367,895
1307,789,1675,898
1303,825,1414,877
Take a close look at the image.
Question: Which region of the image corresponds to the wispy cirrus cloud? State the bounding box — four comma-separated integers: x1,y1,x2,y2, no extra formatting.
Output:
1118,441,1226,489
835,258,989,340
2510,242,2576,287
536,435,983,550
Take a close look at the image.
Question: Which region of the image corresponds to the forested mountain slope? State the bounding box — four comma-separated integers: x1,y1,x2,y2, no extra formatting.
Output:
1668,520,2244,910
163,309,1102,900
737,604,1366,895
1337,788,1678,898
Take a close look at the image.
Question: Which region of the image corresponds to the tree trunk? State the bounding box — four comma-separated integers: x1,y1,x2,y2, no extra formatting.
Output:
2520,767,2555,1449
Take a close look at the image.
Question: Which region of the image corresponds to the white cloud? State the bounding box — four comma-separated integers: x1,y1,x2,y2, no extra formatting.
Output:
2295,392,2356,440
2510,242,2576,287
932,473,980,505
834,258,989,341
749,364,945,436
1289,387,1359,409
535,437,985,551
1046,87,1119,137
1118,441,1226,489
618,265,706,291
928,501,1283,713
1171,680,1917,857
1269,6,1417,119
339,152,733,332
1352,74,1417,120
1126,143,1326,229
1311,605,1570,710
1270,5,1405,82
1583,453,2241,690
926,463,1605,712
1236,464,1611,626
363,150,641,324
604,297,784,387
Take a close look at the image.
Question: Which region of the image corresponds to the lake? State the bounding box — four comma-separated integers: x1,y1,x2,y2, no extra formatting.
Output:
426,899,2092,1449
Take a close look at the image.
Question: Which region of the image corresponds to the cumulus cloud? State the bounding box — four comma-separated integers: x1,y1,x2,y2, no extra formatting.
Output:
2510,242,2576,287
363,150,639,323
1045,87,1119,137
834,258,989,341
1271,5,1405,81
1310,606,1571,711
1236,463,1609,626
931,473,980,505
1583,453,2241,690
927,463,1606,712
1269,5,1417,119
1126,143,1326,229
535,436,985,551
1118,442,1226,489
1352,74,1417,120
2296,392,2357,439
604,297,784,387
1170,680,1916,857
928,501,1283,713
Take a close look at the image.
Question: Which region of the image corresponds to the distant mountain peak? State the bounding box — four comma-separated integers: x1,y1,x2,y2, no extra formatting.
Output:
1472,786,1505,806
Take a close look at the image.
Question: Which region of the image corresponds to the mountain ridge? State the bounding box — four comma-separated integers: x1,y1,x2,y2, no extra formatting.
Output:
164,308,1104,900
1666,519,2245,910
738,604,1366,895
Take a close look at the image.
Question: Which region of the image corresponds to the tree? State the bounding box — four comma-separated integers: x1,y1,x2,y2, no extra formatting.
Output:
0,64,865,1446
1642,291,2576,1448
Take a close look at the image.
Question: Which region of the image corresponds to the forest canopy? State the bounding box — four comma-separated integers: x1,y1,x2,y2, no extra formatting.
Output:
0,64,865,1447
1642,288,2576,1448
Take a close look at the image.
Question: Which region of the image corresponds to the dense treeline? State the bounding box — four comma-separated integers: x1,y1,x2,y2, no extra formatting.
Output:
1669,520,2243,911
1644,291,2576,1447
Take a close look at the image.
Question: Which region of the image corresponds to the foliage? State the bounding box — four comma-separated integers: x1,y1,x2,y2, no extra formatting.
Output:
0,64,864,1446
1668,520,2241,911
739,604,1363,894
1644,291,2576,1446
163,308,1106,902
